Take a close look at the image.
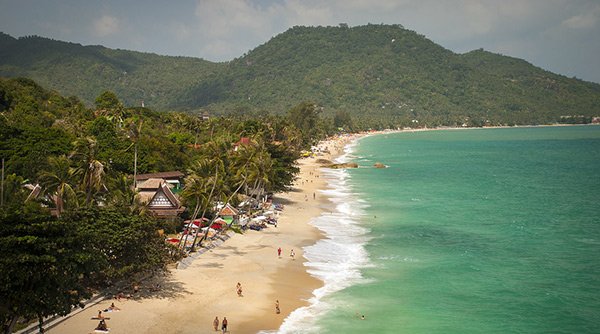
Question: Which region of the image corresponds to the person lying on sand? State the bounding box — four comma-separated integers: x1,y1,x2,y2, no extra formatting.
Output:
107,303,120,311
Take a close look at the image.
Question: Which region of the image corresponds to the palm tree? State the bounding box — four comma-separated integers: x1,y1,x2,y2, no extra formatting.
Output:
71,137,106,206
184,167,220,251
39,155,79,216
105,174,147,215
180,142,227,250
182,136,254,252
232,135,273,201
126,118,143,190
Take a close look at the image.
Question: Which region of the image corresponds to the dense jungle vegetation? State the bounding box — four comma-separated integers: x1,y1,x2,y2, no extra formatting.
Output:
2,24,599,129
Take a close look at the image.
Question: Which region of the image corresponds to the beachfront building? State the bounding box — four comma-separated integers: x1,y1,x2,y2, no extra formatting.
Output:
217,203,239,224
136,178,185,218
135,171,184,192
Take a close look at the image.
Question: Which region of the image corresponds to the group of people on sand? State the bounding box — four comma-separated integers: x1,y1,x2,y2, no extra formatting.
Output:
277,246,295,260
236,282,243,297
92,303,121,332
213,316,228,333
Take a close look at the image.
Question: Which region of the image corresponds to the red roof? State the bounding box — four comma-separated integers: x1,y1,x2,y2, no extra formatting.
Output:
219,203,239,216
234,137,252,147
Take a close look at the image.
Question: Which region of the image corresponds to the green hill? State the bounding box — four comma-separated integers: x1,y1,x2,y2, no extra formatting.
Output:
0,32,223,110
2,24,600,127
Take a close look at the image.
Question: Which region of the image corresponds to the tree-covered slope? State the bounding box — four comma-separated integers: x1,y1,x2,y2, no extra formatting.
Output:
195,24,600,125
2,24,600,126
0,32,224,110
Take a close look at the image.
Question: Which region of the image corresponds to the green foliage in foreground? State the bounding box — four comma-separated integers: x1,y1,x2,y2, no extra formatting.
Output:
0,206,168,333
2,25,600,128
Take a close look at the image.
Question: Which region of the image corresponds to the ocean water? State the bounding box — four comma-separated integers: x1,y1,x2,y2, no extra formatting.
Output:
278,126,600,334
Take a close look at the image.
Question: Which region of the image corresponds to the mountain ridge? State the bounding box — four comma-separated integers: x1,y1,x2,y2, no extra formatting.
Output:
1,24,599,127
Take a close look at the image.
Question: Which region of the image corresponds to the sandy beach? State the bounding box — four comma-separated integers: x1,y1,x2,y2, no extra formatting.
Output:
49,136,354,334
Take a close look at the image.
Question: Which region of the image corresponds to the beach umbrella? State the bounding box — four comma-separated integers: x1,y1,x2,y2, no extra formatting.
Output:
210,219,226,229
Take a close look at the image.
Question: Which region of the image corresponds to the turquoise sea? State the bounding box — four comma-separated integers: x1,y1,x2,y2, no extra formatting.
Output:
276,126,600,334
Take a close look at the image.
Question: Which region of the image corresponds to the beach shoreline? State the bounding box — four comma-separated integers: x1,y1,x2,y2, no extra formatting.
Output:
48,135,357,334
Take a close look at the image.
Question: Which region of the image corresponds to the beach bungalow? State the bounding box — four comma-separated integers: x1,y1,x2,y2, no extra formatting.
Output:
135,171,184,192
218,203,239,224
136,178,185,218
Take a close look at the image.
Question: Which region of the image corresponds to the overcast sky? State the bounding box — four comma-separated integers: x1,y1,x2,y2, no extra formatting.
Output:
1,0,599,83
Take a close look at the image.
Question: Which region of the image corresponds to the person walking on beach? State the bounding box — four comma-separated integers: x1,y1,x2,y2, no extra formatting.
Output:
221,317,228,333
290,249,295,260
213,316,219,331
275,300,280,314
277,247,282,257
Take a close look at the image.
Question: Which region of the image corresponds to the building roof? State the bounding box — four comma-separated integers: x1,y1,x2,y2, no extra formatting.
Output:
219,203,239,216
135,171,184,181
135,179,183,218
137,178,171,190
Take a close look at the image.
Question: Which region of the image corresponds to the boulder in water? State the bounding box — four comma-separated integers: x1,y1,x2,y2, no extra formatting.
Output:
325,162,359,169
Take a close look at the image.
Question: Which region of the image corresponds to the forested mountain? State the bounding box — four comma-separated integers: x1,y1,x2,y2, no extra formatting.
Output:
2,24,600,127
0,32,223,110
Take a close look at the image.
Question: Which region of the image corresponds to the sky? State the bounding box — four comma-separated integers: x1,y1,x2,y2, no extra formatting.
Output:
1,0,599,83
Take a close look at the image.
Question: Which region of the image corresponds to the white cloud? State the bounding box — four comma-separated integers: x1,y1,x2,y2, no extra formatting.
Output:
561,6,600,29
93,15,120,37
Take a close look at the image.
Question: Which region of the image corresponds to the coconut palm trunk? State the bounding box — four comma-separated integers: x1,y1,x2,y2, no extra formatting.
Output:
193,174,246,251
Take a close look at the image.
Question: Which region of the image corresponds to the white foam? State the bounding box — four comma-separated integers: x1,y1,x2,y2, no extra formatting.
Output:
264,140,373,334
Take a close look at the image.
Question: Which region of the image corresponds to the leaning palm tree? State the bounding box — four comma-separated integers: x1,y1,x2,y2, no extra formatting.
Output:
233,135,273,201
183,137,254,252
180,143,227,251
39,155,79,217
184,167,220,251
